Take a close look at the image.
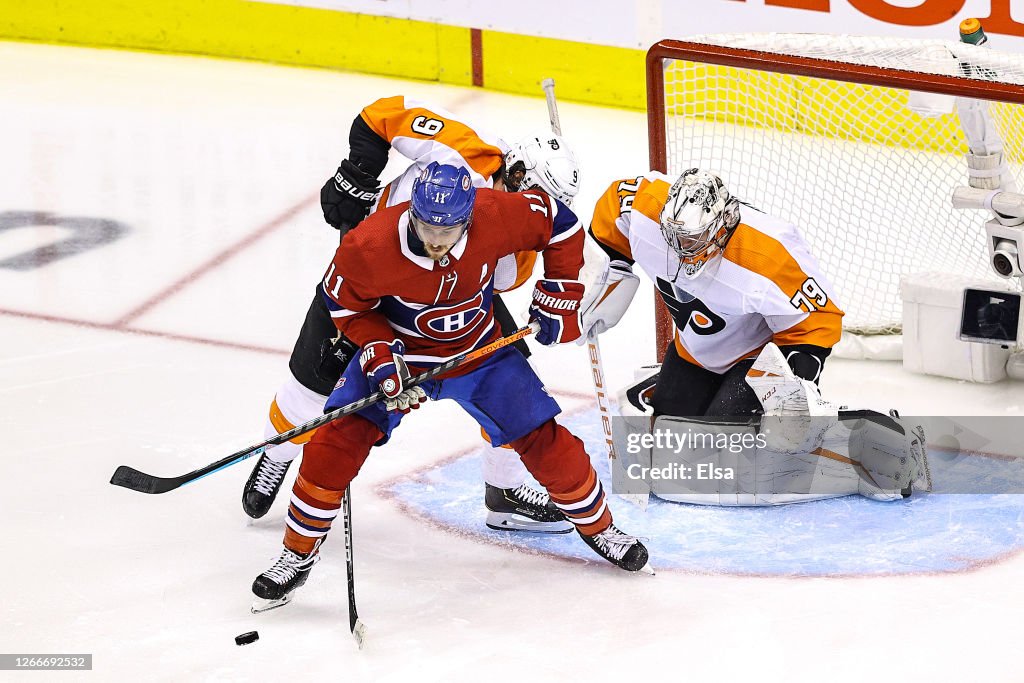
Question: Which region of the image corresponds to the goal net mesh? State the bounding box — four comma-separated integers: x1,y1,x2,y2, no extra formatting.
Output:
655,33,1024,335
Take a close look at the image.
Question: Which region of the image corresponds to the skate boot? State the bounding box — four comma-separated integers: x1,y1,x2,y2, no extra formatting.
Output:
243,454,293,519
579,523,653,573
251,546,320,613
485,483,573,533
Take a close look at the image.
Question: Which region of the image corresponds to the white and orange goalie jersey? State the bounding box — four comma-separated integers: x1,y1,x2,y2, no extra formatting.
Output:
590,171,845,373
356,96,536,290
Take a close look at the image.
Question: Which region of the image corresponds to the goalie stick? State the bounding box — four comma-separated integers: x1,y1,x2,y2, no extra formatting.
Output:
542,78,647,508
110,323,540,495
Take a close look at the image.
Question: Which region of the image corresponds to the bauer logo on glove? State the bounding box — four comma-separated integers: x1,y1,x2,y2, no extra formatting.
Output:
528,279,585,345
335,172,378,202
320,159,381,231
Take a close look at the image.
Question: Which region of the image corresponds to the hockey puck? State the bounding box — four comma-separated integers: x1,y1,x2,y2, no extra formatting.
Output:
235,631,259,646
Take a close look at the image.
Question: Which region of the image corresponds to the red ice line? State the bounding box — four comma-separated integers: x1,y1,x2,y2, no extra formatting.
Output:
2,193,316,355
0,183,592,401
112,193,316,327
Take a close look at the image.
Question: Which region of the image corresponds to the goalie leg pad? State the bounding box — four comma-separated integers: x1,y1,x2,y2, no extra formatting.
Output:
846,411,931,499
646,415,907,506
646,415,752,505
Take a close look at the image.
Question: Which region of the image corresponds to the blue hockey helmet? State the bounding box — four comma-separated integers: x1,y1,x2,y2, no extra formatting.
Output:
409,162,476,253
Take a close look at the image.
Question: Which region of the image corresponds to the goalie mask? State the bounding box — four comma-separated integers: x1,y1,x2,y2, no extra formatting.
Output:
503,133,581,206
660,169,741,278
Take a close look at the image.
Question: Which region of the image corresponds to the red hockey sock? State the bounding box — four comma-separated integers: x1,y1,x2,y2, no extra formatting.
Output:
510,420,612,536
283,415,381,554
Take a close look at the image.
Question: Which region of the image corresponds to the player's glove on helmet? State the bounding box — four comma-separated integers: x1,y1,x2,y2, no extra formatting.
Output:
359,339,427,414
529,279,585,345
321,159,380,232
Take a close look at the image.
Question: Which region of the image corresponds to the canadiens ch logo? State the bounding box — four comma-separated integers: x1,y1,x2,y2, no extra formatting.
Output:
415,291,487,341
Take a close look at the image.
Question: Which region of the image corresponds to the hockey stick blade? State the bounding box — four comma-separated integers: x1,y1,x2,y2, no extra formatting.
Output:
352,618,367,649
110,323,539,495
110,465,183,494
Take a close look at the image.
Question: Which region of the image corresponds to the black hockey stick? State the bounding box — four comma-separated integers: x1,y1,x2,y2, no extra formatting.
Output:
342,486,366,648
110,323,539,494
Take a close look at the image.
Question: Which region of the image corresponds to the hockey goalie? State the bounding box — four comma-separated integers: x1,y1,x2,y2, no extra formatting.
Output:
580,169,932,505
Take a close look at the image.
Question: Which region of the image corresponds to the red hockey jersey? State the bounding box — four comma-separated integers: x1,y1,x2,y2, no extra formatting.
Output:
320,188,583,376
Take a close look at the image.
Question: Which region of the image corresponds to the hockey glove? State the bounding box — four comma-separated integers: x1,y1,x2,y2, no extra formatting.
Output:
359,340,427,414
321,160,380,233
579,260,640,343
528,279,585,345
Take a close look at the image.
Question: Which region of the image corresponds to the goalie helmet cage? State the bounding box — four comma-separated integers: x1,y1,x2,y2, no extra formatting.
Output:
646,34,1024,353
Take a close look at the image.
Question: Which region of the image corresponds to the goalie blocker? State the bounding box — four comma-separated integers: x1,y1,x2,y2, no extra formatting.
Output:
611,343,932,505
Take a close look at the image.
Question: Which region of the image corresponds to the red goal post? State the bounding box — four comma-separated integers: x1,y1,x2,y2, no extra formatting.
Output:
646,34,1024,354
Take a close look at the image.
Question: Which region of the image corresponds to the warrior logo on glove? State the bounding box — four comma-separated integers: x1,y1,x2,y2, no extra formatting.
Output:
529,279,586,345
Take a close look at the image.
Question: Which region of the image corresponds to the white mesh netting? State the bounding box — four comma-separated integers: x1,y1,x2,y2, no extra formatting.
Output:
659,33,1024,334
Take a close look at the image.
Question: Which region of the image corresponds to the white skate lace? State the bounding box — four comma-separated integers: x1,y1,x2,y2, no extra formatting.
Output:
254,457,290,496
592,525,638,562
264,549,317,585
511,484,551,507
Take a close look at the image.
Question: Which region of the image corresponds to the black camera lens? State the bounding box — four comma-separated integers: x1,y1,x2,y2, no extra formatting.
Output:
993,252,1015,277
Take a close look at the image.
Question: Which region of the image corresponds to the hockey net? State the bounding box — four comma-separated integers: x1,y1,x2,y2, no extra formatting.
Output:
647,33,1024,350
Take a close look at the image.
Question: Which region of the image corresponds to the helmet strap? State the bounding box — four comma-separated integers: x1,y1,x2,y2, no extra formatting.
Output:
406,221,430,258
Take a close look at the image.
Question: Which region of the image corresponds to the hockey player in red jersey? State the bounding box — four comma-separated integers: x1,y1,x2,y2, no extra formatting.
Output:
251,163,651,611
243,95,581,534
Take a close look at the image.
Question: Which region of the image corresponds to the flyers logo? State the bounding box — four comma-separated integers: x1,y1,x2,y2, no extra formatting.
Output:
655,277,726,336
414,292,487,341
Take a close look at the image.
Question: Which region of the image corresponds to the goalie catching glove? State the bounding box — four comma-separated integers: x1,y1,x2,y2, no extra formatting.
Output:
746,343,838,455
359,339,427,413
321,160,380,232
528,279,585,345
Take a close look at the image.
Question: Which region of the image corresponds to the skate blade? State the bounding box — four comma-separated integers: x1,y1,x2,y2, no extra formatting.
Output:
486,511,573,534
250,594,293,614
637,562,656,576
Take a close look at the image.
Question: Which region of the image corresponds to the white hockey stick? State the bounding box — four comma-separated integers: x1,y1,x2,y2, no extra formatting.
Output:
541,78,562,135
542,78,647,508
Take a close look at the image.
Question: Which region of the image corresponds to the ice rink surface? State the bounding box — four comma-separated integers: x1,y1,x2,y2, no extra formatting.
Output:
2,41,1022,681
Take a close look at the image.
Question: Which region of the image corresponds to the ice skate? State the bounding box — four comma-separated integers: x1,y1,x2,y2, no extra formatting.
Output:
485,483,573,533
251,546,320,613
579,523,654,574
243,454,293,519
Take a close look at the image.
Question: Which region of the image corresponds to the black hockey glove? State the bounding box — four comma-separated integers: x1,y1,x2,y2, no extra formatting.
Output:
315,335,359,385
320,160,380,232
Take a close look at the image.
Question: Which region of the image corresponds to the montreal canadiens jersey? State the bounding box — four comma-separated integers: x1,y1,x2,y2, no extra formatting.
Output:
358,95,536,290
590,171,845,373
321,188,583,376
